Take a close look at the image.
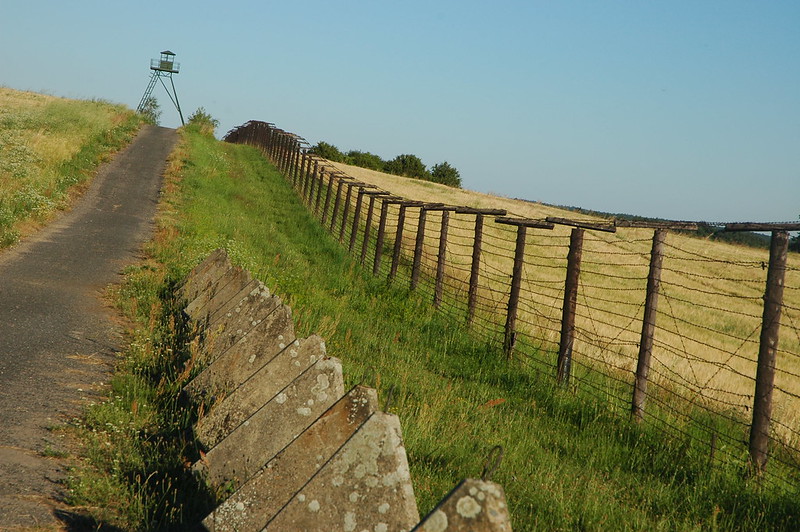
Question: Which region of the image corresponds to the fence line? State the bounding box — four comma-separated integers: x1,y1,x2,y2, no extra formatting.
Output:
224,120,800,487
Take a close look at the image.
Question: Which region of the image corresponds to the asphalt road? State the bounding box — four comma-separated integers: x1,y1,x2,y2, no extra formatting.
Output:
0,125,176,529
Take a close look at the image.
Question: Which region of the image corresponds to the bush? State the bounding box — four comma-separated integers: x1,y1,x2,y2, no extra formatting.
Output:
430,161,461,187
346,150,384,171
138,97,161,126
186,107,219,136
309,141,347,163
311,140,462,188
384,154,430,180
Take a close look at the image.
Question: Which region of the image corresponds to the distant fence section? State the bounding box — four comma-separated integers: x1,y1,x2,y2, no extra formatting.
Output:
223,120,800,486
180,249,513,531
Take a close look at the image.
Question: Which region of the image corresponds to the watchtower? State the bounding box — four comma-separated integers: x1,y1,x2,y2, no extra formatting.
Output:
136,50,185,125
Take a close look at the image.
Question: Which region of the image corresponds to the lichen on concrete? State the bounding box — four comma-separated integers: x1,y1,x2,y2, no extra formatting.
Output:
195,357,344,489
412,479,512,532
201,386,379,531
194,335,327,449
263,412,419,532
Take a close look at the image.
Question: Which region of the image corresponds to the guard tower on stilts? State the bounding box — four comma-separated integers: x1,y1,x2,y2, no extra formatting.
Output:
137,50,185,125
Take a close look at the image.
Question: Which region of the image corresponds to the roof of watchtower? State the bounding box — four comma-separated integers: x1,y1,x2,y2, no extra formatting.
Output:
161,50,175,56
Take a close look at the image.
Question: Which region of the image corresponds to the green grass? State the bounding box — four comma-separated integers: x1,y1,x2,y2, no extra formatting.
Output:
69,126,800,530
65,260,216,528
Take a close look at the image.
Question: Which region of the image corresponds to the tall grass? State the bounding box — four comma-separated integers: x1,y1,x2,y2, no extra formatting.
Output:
68,127,799,529
0,87,141,247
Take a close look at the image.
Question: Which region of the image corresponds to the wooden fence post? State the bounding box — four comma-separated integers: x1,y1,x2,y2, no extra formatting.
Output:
390,205,409,281
434,210,450,308
269,129,279,162
289,140,297,181
374,200,391,275
350,188,366,252
495,217,554,359
360,193,387,265
468,213,484,324
302,152,312,202
632,229,666,422
453,208,506,325
504,224,527,358
314,162,323,215
282,136,292,175
282,136,291,176
278,133,286,168
265,128,273,161
322,172,335,225
411,207,428,291
300,151,310,198
339,182,354,243
330,178,345,232
285,137,295,176
292,142,302,184
557,228,584,385
749,230,789,474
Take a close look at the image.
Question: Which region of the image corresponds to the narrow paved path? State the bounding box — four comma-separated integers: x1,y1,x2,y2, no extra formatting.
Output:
0,125,176,529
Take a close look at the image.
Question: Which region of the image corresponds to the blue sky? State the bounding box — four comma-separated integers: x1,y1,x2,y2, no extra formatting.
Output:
2,1,798,223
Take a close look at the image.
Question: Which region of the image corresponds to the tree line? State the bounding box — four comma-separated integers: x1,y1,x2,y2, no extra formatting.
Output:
309,141,462,188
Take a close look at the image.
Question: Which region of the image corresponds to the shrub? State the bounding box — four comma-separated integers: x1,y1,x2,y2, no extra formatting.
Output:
311,140,462,189
346,150,385,170
384,154,430,180
310,141,347,163
138,97,161,126
186,107,219,137
430,161,461,187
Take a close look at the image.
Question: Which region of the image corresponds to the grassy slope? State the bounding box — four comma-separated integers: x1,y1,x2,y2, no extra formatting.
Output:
70,128,798,530
0,87,141,247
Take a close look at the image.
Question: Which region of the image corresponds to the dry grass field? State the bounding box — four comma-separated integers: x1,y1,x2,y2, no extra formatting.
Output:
0,86,138,246
328,160,800,443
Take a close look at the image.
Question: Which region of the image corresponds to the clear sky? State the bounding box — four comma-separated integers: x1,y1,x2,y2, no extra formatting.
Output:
2,1,798,223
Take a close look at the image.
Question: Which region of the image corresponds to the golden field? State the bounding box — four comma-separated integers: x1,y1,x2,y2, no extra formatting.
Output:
325,159,800,440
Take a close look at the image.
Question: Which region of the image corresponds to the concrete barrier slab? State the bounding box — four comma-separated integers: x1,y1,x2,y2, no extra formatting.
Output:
194,334,327,449
205,279,270,330
200,386,379,532
195,357,345,488
412,479,512,532
200,287,283,366
179,248,232,304
185,265,253,323
183,262,236,320
263,411,419,532
183,305,296,403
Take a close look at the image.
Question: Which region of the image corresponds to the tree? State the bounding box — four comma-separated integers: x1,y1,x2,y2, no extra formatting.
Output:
384,154,430,180
310,141,347,163
186,107,219,136
138,96,161,125
346,150,385,170
430,161,462,188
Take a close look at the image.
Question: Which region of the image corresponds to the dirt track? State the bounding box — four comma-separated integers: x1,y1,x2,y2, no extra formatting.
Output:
0,125,176,529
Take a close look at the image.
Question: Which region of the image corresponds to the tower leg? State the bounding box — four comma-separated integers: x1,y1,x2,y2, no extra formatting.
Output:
136,72,159,113
170,75,185,126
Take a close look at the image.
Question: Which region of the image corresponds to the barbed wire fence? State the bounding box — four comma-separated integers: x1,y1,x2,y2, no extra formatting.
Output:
223,120,800,489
